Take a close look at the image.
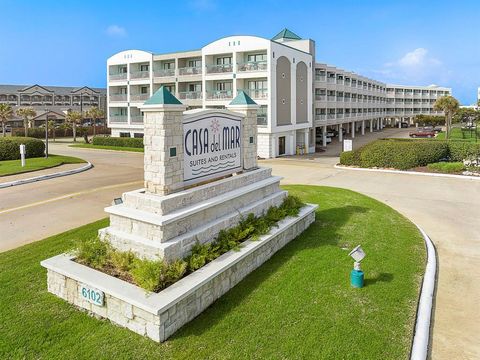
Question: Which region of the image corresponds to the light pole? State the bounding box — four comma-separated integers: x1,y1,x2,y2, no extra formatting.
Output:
44,108,49,158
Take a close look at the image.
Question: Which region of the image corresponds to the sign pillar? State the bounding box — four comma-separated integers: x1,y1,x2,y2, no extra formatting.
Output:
19,144,26,167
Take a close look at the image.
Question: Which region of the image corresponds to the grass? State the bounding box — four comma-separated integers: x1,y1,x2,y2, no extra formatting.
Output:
0,186,425,359
70,144,144,152
0,154,86,177
427,161,465,173
436,127,480,141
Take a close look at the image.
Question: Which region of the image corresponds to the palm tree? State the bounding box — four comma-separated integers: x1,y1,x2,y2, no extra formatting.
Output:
16,108,37,137
65,110,83,142
86,106,105,137
434,95,459,139
48,119,56,142
0,104,14,137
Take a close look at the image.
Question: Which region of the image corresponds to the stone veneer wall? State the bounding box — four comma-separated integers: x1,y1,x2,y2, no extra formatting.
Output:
43,205,316,343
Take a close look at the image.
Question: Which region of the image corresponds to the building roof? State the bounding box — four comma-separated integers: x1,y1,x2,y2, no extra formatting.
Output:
229,90,257,106
272,28,302,41
0,84,106,95
144,86,183,105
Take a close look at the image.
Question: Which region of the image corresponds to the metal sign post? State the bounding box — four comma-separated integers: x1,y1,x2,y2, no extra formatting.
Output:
19,144,26,167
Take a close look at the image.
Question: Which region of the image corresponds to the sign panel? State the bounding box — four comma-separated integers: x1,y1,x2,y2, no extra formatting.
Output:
343,139,353,152
79,283,104,306
184,114,242,185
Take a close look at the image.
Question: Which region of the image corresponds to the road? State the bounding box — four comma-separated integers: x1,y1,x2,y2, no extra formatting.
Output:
0,130,478,359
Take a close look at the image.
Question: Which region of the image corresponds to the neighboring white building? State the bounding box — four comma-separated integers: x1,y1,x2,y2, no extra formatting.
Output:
106,29,452,158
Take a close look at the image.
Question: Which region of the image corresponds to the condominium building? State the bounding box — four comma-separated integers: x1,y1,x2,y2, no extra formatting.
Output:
107,29,451,158
0,84,107,127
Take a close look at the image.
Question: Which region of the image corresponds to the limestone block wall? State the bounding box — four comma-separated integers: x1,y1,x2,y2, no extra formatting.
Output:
43,204,317,343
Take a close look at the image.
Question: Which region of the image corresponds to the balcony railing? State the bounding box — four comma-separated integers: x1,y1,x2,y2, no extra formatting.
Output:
315,75,326,82
178,91,202,100
315,114,326,121
206,64,233,74
154,69,175,77
315,95,326,101
206,90,233,100
327,114,336,120
327,96,336,101
257,115,268,126
109,73,127,81
245,89,268,99
130,70,150,79
237,61,267,72
130,94,149,102
178,66,202,76
109,94,127,102
130,115,143,124
327,77,336,83
110,115,128,123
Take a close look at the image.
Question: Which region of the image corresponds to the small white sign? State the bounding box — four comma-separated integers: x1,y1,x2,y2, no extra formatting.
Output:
343,139,353,152
79,284,104,306
183,114,242,185
19,144,26,155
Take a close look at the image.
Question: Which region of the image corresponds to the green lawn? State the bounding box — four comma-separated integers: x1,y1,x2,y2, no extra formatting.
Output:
70,144,144,153
427,161,465,173
0,155,86,177
0,186,425,359
436,127,480,141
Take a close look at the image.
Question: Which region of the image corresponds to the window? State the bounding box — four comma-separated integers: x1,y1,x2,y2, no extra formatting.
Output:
248,80,267,90
247,53,267,62
141,86,148,94
216,82,232,91
140,64,149,72
119,132,130,137
188,59,201,67
119,108,128,115
188,83,202,92
133,133,144,138
165,85,175,93
163,62,174,70
120,87,127,94
120,66,127,73
216,57,232,65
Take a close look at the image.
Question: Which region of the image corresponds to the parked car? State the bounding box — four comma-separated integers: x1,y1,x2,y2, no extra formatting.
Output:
409,128,435,138
316,137,332,145
401,122,409,128
434,126,443,133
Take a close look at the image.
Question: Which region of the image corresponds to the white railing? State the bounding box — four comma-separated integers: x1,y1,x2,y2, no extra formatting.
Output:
206,90,233,100
237,61,267,72
178,91,203,100
154,69,175,77
130,94,149,102
130,70,150,79
109,94,127,102
178,67,202,76
315,95,326,101
315,114,326,120
206,64,233,74
246,89,268,99
109,73,127,81
130,115,143,124
110,115,128,123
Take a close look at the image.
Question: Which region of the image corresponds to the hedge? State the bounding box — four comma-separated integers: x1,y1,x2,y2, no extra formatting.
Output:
12,127,111,138
0,137,45,160
339,139,480,170
92,136,144,148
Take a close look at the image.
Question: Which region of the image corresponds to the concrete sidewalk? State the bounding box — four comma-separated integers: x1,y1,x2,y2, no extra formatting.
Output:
0,163,85,184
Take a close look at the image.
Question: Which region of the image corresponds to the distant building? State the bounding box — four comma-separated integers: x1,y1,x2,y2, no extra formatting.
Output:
0,84,107,127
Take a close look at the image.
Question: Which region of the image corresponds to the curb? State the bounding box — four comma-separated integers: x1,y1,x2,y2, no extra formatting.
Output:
410,225,437,360
334,164,480,181
0,162,93,189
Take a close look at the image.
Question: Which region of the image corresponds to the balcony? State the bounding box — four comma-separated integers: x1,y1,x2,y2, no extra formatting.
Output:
315,75,326,82
327,77,336,84
178,67,202,76
327,114,336,120
130,94,149,102
109,94,127,102
206,90,233,100
109,73,127,81
315,114,326,121
206,64,233,74
315,94,326,101
257,114,268,126
327,96,336,101
245,89,268,100
110,115,127,123
130,70,150,79
178,91,203,100
130,115,143,124
237,61,267,72
154,69,175,77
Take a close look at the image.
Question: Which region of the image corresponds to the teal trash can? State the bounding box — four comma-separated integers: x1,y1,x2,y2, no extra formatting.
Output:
350,269,364,288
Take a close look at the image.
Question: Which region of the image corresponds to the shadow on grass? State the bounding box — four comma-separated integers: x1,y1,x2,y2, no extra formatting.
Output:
364,272,394,287
172,205,368,340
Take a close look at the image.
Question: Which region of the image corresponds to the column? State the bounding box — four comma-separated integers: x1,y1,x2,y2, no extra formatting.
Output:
370,119,373,133
398,120,402,128
346,122,350,134
339,124,343,142
304,129,309,154
361,120,365,135
322,125,327,147
351,121,355,138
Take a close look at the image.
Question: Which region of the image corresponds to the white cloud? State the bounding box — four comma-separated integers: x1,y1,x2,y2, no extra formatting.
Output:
106,25,127,37
390,48,441,68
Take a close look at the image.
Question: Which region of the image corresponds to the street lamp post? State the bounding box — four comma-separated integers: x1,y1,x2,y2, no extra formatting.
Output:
44,109,49,158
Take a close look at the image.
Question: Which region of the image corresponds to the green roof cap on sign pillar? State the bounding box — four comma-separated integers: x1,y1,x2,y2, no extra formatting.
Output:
144,86,182,105
272,28,302,41
229,90,258,106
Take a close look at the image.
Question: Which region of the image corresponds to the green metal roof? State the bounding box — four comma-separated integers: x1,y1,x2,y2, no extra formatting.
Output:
272,28,302,41
229,90,257,106
144,86,182,105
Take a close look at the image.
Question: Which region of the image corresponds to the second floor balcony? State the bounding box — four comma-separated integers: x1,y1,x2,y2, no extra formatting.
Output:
237,61,267,72
130,115,143,124
130,93,149,102
315,114,326,121
130,70,150,79
109,94,127,102
206,64,233,74
154,69,175,77
206,90,233,100
245,89,268,100
178,91,202,100
109,115,128,123
109,73,127,81
178,67,202,76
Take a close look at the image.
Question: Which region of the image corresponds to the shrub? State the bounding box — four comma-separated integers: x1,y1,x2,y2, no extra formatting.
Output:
130,259,164,292
92,136,144,148
339,151,359,166
75,237,109,268
109,250,135,272
447,141,480,161
0,137,45,160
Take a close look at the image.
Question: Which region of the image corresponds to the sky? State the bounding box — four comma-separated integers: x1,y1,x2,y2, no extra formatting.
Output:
0,0,478,104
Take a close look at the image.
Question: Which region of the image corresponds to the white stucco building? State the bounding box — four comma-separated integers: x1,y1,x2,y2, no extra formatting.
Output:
107,29,451,158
